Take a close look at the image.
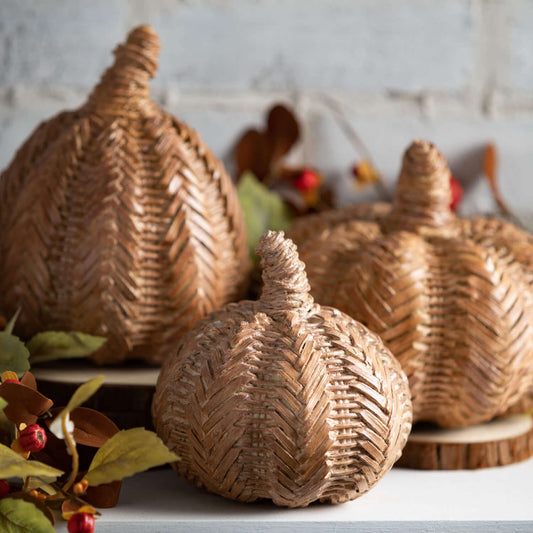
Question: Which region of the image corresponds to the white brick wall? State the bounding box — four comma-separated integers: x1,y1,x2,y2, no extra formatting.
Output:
0,0,532,218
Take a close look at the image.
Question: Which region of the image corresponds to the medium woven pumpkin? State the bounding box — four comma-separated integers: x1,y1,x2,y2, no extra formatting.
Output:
290,140,533,428
152,231,411,507
0,25,249,364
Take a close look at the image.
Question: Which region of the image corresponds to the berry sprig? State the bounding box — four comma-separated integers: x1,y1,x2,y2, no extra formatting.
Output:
0,313,179,532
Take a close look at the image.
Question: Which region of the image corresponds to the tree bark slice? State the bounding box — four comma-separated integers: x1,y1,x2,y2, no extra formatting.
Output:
396,415,533,469
33,362,159,430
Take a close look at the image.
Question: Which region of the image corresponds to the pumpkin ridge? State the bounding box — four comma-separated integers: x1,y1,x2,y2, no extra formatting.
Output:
311,307,411,502
152,303,258,493
454,243,533,421
0,111,77,232
176,117,250,302
57,119,144,363
0,116,94,336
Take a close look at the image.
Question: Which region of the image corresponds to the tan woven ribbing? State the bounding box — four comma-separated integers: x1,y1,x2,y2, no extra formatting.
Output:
0,25,250,364
290,140,533,428
152,231,411,507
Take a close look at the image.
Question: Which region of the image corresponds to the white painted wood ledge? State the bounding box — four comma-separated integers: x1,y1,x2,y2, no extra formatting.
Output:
54,458,533,532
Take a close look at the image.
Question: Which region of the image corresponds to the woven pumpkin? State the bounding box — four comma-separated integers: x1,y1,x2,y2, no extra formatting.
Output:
152,231,411,507
290,140,533,428
0,25,249,364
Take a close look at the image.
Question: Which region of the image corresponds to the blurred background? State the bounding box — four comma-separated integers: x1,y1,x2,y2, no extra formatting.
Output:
0,0,532,220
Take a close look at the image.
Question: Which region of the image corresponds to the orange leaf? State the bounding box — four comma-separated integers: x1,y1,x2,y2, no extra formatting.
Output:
353,159,381,187
483,143,510,214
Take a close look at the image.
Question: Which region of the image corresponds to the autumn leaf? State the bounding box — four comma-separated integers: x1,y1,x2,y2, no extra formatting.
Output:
483,143,510,215
0,498,56,533
0,444,63,483
352,159,381,187
237,172,294,262
234,104,300,181
60,376,104,419
267,104,300,163
27,331,107,364
3,309,21,335
50,377,104,440
85,428,179,487
0,381,53,426
0,332,30,378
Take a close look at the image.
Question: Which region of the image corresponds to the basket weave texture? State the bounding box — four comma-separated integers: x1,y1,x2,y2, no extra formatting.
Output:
152,231,411,507
290,140,533,428
0,25,249,364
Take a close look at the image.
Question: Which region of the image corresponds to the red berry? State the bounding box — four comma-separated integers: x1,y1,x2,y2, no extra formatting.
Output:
0,480,9,499
68,512,95,533
19,424,47,453
293,168,321,192
449,175,463,211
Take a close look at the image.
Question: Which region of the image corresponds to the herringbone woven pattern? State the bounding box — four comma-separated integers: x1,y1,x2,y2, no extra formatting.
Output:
290,140,533,428
0,26,250,364
152,231,411,507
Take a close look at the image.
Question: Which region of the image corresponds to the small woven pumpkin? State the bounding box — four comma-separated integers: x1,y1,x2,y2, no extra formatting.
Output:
290,139,533,428
0,26,249,364
152,231,411,507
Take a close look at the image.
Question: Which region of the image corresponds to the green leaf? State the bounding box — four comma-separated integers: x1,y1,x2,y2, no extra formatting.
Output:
53,376,104,426
237,172,294,263
0,332,30,378
0,498,56,533
85,428,179,487
27,331,107,364
4,309,21,335
0,444,63,483
0,397,7,411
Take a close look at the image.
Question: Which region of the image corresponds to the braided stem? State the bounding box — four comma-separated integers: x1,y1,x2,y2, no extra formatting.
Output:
385,140,456,234
86,25,160,113
257,231,314,314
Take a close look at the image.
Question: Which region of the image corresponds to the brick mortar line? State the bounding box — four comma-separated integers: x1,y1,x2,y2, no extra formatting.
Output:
2,85,533,117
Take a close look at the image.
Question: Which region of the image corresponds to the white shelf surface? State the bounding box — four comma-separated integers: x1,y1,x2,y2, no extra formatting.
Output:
55,458,533,532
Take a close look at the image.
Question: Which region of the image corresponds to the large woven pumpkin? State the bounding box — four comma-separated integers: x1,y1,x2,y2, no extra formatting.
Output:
152,231,411,507
290,140,533,428
0,26,249,364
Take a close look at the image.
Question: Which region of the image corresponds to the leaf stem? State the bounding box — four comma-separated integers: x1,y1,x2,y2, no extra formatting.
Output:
61,415,79,493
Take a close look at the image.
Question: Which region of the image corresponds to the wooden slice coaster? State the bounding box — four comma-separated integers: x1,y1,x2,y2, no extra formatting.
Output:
396,414,533,470
32,361,160,430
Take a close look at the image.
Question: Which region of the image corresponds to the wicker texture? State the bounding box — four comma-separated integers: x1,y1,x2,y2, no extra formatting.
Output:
152,231,411,507
0,25,249,364
290,140,533,428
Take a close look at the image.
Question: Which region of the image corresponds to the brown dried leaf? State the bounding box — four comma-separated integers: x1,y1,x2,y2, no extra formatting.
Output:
0,382,53,425
20,372,37,390
267,104,299,162
234,129,272,181
483,143,510,214
71,407,119,448
47,407,118,448
85,479,122,508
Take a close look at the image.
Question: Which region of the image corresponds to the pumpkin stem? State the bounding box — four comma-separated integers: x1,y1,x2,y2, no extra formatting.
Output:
385,140,456,234
86,25,160,111
257,231,314,313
